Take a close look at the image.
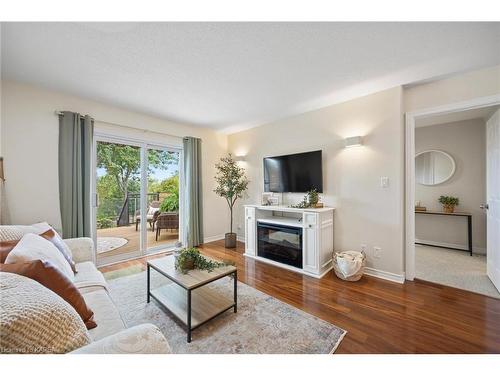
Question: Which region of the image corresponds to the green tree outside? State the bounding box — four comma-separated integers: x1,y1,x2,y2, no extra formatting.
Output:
96,142,179,229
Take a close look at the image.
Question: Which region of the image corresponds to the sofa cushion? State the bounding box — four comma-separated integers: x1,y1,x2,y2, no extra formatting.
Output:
82,288,125,341
0,260,97,329
74,261,108,292
0,272,91,353
0,226,24,241
6,233,74,281
71,324,171,354
63,237,94,263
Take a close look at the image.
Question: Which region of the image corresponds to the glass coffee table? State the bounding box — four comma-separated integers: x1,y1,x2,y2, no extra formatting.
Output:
147,255,237,343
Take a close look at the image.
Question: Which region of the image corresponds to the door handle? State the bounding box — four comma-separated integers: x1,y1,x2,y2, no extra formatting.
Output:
480,204,489,210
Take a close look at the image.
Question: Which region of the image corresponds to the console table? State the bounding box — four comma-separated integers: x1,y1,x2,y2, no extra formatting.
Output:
415,210,473,256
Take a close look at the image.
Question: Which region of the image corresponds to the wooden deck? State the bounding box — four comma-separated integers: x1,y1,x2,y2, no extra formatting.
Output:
96,224,178,262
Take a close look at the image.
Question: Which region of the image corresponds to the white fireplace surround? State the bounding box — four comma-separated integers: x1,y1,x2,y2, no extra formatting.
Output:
243,205,334,278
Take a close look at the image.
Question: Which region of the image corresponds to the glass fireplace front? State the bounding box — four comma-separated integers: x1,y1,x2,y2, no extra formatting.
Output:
257,222,303,269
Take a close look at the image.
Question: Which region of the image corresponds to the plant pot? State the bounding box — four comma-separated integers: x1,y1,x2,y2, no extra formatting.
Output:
225,232,237,248
443,204,455,213
178,257,195,271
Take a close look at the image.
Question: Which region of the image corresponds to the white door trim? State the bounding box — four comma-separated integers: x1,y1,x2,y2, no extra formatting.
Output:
405,94,500,280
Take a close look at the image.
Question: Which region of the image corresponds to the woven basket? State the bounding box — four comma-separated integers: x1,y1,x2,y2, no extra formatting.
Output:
333,251,366,281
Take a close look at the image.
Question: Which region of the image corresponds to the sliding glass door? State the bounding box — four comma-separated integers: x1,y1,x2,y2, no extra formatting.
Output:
145,146,180,253
93,136,181,266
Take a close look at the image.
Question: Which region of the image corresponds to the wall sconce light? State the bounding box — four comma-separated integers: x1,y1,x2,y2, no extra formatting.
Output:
0,157,4,181
234,155,246,162
344,136,363,148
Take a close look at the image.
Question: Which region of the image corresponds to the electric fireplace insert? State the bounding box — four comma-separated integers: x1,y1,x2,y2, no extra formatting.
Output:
257,222,303,269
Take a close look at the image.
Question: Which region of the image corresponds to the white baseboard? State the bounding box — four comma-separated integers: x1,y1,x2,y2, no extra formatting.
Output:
203,234,225,243
203,236,405,284
364,267,406,284
203,234,246,244
415,238,485,255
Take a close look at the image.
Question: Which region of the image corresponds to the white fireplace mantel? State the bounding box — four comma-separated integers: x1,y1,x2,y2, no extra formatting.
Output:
243,205,335,278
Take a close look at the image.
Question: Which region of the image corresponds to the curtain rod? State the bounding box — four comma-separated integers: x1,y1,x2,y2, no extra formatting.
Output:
54,110,183,139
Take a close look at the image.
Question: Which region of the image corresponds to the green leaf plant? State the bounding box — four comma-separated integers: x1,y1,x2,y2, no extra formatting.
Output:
213,154,249,234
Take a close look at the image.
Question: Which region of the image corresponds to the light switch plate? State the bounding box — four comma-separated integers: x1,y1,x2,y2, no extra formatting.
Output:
380,177,389,188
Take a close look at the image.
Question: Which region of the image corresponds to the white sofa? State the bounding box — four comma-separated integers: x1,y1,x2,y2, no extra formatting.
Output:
1,230,171,354
64,237,171,354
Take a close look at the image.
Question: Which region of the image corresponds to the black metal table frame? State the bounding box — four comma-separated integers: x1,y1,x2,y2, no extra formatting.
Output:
147,263,237,343
415,211,473,256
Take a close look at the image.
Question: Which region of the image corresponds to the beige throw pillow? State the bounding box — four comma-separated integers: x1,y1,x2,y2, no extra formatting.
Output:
0,226,25,242
0,223,75,272
5,233,74,281
0,272,91,354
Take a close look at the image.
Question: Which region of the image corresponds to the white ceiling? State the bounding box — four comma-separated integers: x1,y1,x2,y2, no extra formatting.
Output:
2,22,500,133
416,105,500,128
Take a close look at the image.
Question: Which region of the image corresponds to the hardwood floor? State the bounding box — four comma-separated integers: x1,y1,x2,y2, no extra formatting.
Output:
99,240,500,353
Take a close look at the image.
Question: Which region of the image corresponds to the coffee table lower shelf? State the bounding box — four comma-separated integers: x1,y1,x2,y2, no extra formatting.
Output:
149,283,236,342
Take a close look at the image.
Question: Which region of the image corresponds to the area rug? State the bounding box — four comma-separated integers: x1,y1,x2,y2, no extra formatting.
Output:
103,265,144,280
108,272,346,353
97,237,128,254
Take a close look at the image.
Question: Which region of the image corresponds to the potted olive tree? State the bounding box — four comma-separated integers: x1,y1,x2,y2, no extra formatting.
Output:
214,154,249,248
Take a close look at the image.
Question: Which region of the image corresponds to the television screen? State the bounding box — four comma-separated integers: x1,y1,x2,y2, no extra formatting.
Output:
263,150,323,193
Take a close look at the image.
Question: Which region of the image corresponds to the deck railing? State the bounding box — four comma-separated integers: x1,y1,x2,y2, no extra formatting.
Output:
116,193,160,227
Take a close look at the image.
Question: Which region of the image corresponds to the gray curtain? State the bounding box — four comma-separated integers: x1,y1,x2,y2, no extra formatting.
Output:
58,111,94,238
183,136,204,247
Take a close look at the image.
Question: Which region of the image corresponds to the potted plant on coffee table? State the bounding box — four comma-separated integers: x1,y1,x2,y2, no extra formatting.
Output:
438,195,459,213
174,247,231,274
214,154,249,248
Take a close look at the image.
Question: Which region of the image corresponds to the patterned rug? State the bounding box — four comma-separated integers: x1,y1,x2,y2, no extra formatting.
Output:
97,237,128,254
108,271,346,353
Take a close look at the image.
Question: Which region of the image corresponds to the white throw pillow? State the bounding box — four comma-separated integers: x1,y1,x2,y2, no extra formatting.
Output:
5,233,75,281
148,207,160,215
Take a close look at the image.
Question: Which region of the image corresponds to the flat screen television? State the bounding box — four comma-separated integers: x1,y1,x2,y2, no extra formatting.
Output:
263,150,323,193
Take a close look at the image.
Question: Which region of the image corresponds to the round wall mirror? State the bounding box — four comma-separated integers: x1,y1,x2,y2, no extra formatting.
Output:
415,150,456,186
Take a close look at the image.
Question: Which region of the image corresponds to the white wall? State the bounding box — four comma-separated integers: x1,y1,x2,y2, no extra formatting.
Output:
0,80,229,240
1,63,499,279
404,65,500,112
415,119,486,252
228,87,405,276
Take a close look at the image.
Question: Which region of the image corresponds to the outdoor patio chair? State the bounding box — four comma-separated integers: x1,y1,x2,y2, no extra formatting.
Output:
135,200,161,231
155,212,179,241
